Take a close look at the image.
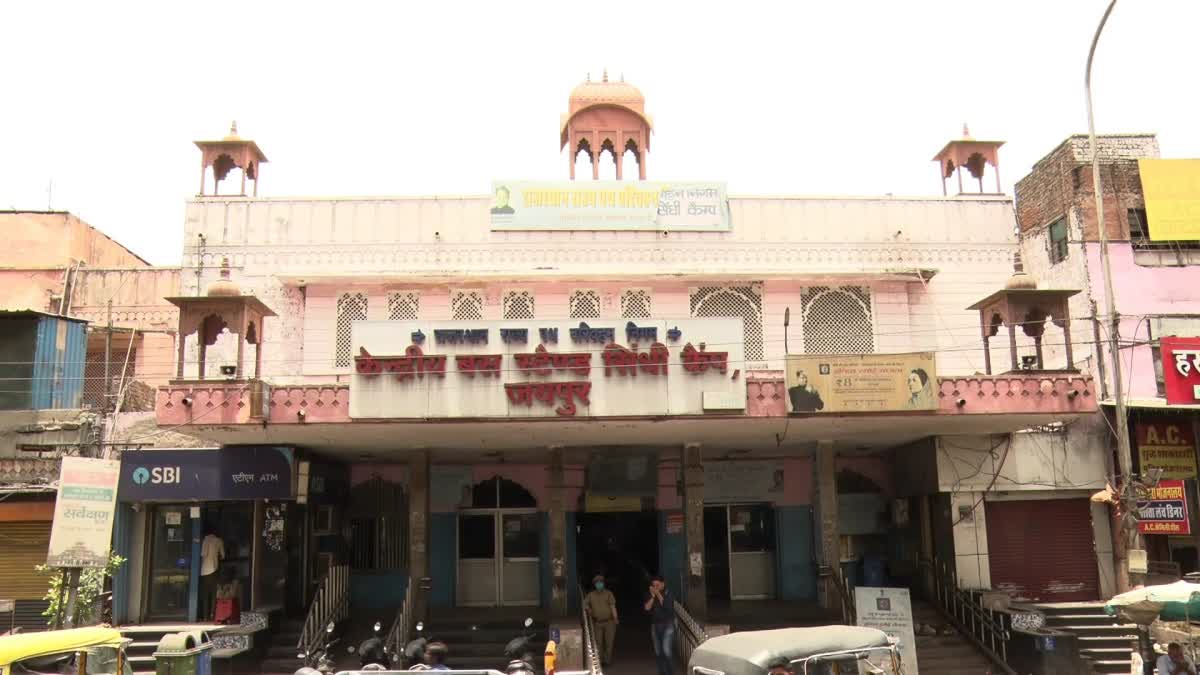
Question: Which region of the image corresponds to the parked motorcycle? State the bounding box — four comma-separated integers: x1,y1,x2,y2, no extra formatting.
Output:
503,617,538,674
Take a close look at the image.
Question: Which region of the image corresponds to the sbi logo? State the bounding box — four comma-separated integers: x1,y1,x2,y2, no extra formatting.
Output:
132,466,181,485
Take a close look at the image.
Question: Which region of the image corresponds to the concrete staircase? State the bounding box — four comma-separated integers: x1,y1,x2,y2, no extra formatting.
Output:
911,600,997,675
258,616,305,674
421,609,547,671
1038,602,1136,674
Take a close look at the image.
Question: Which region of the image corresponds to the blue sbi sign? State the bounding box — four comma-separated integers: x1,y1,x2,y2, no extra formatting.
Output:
118,447,294,502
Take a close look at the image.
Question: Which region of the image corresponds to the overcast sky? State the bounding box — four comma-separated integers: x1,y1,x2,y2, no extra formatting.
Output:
1,0,1196,265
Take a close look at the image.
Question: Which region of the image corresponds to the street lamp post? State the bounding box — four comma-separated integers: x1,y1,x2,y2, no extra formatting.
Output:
1085,0,1140,594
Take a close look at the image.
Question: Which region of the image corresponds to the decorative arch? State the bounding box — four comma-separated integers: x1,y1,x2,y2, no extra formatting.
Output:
690,285,764,361
468,476,537,509
801,286,874,355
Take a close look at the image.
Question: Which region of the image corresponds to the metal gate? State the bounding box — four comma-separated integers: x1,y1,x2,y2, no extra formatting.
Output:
985,498,1100,602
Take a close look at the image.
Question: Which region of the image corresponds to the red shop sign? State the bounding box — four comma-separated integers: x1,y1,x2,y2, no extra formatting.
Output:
1161,336,1200,405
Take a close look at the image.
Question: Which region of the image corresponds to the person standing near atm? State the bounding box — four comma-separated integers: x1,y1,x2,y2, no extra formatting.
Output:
199,525,225,620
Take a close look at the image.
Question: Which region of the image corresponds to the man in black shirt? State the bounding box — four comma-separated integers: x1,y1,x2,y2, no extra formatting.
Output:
643,575,676,675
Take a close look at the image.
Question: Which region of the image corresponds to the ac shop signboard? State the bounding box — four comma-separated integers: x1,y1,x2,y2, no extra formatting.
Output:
349,319,745,419
1136,420,1198,480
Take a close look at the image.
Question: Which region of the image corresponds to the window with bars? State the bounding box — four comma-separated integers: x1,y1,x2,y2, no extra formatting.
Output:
1129,208,1200,251
387,291,420,321
503,290,535,320
335,292,368,368
801,286,874,354
569,290,601,319
451,290,484,321
690,285,764,361
1047,217,1069,265
621,289,652,319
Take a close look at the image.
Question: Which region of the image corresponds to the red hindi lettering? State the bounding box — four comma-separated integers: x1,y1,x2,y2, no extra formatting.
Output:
355,347,382,375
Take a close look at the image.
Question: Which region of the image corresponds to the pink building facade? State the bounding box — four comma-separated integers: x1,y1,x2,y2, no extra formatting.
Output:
1016,134,1200,578
128,81,1113,644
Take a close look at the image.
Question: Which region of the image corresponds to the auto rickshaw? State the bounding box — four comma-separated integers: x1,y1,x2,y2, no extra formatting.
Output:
0,627,132,675
688,626,904,675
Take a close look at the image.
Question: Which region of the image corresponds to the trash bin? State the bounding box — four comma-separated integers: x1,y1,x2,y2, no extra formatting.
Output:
154,630,213,675
862,554,887,587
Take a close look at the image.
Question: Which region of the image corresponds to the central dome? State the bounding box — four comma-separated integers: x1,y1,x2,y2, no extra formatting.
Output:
568,77,646,114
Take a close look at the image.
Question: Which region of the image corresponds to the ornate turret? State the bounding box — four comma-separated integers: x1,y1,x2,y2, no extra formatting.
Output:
195,121,268,197
561,71,653,180
933,124,1005,195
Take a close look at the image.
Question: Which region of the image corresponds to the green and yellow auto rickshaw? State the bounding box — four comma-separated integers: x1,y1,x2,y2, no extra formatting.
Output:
689,626,904,675
0,627,132,675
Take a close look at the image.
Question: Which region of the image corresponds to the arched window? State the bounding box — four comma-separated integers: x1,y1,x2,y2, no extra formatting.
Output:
690,285,764,360
469,477,537,509
801,286,873,355
335,292,368,368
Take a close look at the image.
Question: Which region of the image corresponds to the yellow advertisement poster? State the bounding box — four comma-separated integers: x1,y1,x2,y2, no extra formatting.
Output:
785,353,938,413
1138,159,1200,241
1136,420,1197,480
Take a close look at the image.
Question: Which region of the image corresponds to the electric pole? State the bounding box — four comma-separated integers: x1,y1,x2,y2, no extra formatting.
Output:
1085,0,1140,593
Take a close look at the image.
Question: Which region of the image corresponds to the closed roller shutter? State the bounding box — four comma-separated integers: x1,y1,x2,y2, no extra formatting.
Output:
986,499,1100,602
0,521,53,600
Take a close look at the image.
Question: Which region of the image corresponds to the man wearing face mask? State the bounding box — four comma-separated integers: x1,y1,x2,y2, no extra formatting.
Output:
584,574,618,666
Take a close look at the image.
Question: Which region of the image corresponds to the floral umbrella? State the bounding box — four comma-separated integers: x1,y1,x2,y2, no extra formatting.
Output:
1105,580,1200,625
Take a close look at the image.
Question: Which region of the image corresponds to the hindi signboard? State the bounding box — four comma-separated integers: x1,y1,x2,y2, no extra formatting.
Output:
855,586,919,674
1136,420,1198,480
1137,479,1191,535
1138,159,1200,241
349,319,744,419
47,457,120,568
785,352,938,413
488,181,730,232
1162,336,1200,405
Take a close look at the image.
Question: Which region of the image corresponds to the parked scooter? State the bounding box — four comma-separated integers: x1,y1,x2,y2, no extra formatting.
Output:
503,618,538,674
295,621,339,675
357,620,387,668
402,621,429,668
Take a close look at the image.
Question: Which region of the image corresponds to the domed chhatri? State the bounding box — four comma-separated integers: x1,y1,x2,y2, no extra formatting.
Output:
568,69,647,113
560,70,653,181
207,258,241,297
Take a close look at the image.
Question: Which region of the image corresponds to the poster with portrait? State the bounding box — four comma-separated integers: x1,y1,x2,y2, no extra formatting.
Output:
785,352,938,413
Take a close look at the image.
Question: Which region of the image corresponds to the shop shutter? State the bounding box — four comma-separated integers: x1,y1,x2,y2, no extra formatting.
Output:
0,521,53,600
985,499,1100,602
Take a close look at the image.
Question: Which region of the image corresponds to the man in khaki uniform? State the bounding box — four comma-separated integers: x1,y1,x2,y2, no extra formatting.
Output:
584,574,618,665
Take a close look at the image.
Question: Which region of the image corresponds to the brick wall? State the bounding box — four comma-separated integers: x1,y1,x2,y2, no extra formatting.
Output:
1015,134,1159,241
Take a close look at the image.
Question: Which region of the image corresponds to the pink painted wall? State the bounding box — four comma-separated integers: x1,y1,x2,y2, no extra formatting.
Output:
657,464,681,510
1086,243,1200,399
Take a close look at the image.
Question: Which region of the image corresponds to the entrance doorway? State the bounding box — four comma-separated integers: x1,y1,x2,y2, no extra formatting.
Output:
145,505,192,620
704,503,777,601
456,477,540,607
577,509,659,625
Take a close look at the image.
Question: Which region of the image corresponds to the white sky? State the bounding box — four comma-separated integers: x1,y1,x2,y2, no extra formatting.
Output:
1,0,1197,265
